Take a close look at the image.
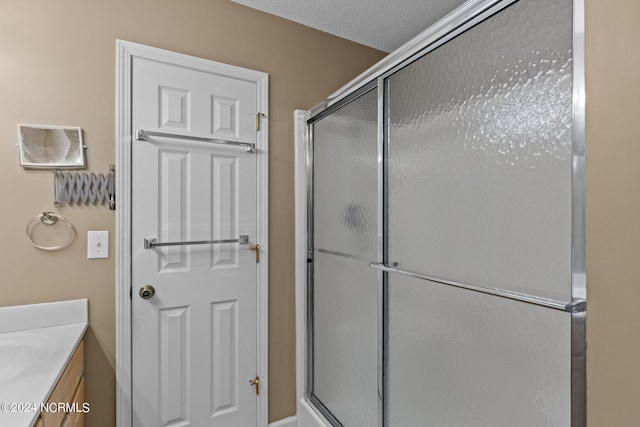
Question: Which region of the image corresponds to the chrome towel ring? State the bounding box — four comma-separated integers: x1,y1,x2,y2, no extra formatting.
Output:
25,211,75,251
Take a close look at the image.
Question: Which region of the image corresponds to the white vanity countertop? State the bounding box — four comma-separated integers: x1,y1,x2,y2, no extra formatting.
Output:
0,299,88,427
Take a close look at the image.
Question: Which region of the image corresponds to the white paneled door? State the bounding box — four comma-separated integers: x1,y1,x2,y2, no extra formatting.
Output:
131,57,259,427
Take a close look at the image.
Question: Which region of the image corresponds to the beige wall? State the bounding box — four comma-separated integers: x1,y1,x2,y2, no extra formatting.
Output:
585,0,640,425
2,0,639,425
0,1,384,425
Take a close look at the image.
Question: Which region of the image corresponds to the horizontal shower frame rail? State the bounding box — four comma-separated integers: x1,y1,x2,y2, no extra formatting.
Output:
370,263,586,313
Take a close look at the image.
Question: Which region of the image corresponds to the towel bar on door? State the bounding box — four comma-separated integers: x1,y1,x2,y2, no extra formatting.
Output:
135,129,256,152
144,235,250,249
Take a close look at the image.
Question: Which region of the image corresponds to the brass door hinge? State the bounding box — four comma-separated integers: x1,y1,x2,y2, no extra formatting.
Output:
250,244,260,263
249,376,260,395
256,112,265,131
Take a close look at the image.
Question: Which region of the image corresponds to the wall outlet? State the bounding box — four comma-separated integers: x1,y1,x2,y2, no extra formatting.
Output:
87,231,109,259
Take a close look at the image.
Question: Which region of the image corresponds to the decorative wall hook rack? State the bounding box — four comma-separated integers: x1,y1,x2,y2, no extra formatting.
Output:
54,165,115,210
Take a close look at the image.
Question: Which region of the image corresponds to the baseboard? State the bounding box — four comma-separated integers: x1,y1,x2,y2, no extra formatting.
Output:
269,415,298,427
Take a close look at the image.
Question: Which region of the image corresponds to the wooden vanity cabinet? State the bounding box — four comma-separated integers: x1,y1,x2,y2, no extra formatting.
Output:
61,377,84,427
36,340,84,427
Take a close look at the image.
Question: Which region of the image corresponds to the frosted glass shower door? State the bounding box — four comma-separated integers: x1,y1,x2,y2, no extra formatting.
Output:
310,88,379,426
384,0,577,425
387,0,573,301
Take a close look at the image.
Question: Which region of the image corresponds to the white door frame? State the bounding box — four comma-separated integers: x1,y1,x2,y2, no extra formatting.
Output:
115,39,269,427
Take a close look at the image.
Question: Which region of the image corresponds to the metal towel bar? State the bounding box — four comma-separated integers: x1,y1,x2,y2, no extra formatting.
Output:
144,234,249,249
136,129,255,152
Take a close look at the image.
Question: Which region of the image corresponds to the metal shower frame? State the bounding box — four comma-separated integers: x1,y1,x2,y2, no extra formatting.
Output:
303,0,586,425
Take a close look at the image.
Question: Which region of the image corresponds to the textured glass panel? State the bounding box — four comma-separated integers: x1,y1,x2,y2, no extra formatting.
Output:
312,89,378,426
387,274,571,427
313,252,378,427
313,89,378,261
387,0,573,301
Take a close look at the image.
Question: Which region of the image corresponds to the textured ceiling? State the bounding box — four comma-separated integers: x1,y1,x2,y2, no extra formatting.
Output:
230,0,470,52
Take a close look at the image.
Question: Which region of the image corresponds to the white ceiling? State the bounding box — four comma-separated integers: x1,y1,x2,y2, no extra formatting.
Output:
230,0,469,53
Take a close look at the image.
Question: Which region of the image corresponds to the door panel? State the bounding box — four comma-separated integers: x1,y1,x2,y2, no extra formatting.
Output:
386,0,573,302
159,86,190,130
158,149,188,271
313,253,378,427
158,306,189,424
132,57,257,427
383,0,575,424
310,89,379,426
313,90,379,261
211,300,239,416
386,274,571,427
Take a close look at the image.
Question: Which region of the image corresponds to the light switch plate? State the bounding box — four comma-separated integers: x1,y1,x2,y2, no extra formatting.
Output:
87,231,109,259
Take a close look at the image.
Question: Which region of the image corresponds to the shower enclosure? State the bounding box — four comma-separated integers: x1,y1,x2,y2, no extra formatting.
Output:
295,0,585,425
